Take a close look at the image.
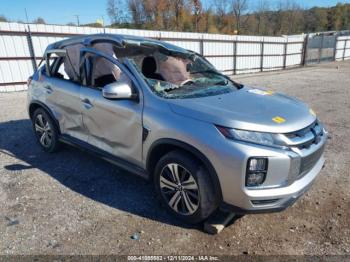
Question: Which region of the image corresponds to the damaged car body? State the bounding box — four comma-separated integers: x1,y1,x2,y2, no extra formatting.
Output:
27,34,327,224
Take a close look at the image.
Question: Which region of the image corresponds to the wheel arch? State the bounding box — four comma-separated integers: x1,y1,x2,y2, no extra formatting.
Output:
146,138,223,201
29,101,61,134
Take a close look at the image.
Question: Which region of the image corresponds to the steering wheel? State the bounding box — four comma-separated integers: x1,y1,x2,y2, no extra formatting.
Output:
180,79,195,86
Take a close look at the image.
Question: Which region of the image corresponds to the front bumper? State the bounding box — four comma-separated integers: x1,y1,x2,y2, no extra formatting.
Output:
221,154,324,214
208,126,327,213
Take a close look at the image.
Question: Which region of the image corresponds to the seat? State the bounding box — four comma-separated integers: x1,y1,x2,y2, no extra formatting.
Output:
94,74,117,87
142,56,165,81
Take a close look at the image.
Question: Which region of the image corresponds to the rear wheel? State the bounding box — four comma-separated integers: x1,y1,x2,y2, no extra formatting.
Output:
154,150,220,224
32,108,60,152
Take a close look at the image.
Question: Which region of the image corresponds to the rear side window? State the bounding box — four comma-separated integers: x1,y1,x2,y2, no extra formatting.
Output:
51,58,70,81
45,52,60,75
45,46,81,84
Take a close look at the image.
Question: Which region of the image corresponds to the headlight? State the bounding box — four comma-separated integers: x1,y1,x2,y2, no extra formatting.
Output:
216,126,285,148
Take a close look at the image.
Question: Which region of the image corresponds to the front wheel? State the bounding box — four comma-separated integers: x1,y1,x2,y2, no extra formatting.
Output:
154,150,220,224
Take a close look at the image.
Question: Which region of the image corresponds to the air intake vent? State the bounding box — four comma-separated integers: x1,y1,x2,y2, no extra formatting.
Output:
251,199,280,206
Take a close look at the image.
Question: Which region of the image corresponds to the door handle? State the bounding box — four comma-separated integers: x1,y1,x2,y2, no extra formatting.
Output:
44,85,53,94
81,98,93,109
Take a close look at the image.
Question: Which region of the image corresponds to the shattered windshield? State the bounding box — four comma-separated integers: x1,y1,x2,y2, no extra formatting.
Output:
123,41,241,99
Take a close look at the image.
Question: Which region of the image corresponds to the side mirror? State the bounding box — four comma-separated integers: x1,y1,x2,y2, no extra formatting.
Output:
102,81,136,100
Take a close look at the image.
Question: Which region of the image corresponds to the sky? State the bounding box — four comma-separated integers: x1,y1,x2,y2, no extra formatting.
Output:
1,0,350,25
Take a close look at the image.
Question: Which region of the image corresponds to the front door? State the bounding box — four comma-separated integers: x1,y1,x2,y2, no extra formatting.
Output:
79,49,143,166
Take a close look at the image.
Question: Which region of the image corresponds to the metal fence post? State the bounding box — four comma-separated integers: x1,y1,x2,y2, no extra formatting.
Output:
26,26,37,71
199,37,204,56
318,34,324,64
233,40,237,75
343,39,348,61
333,35,339,61
301,34,309,66
260,41,264,72
283,41,288,69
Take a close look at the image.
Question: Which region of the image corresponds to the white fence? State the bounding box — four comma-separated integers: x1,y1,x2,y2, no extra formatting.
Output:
335,36,350,61
0,22,349,92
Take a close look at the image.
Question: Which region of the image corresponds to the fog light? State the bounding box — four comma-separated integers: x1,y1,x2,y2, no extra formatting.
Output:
248,158,267,171
246,158,268,187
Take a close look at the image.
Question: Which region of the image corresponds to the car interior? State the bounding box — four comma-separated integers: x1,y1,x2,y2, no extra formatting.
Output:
51,42,191,89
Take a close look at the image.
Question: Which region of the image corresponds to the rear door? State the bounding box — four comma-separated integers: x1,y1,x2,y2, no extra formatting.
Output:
79,48,144,166
43,49,87,141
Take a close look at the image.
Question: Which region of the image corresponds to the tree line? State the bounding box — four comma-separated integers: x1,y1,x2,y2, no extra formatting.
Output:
107,0,350,35
1,1,349,36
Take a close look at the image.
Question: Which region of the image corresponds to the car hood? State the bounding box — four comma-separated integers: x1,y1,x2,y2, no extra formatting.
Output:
167,86,316,133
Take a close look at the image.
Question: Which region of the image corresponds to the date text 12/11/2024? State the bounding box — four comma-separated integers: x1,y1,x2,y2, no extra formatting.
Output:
127,255,219,261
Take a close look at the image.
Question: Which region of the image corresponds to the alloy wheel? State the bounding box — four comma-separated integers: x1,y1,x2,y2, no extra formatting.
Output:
159,163,200,215
34,114,52,148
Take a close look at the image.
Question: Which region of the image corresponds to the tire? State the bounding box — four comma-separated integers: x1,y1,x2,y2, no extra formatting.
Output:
32,108,60,153
154,150,220,224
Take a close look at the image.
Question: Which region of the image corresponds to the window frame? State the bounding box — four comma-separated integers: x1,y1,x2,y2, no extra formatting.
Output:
44,49,66,77
44,48,80,83
79,47,140,96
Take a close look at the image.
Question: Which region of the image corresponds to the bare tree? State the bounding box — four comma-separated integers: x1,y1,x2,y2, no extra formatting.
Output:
33,17,46,24
0,15,7,22
107,0,126,24
215,0,229,16
275,0,303,35
128,0,144,25
284,0,303,34
255,0,269,35
172,0,185,30
192,0,203,32
215,0,229,30
231,0,248,34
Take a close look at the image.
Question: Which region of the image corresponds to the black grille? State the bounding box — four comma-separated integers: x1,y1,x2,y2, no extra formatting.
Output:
300,144,325,176
285,120,324,149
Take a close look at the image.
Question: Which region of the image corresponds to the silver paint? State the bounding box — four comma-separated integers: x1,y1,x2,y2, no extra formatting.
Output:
28,34,327,212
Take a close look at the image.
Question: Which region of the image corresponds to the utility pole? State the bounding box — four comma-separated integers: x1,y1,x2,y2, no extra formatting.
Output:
74,15,80,26
24,8,29,23
101,15,105,26
101,15,106,33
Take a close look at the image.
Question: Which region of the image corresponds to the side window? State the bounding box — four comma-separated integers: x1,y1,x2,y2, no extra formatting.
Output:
85,54,130,89
45,48,80,83
52,58,70,81
45,53,59,76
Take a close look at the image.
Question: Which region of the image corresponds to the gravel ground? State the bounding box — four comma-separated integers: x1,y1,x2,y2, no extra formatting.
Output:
0,61,349,256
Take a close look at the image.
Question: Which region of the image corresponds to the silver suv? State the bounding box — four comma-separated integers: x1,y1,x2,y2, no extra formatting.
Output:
27,34,327,224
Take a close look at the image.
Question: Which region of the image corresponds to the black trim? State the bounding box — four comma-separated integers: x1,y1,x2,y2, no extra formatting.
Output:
142,127,150,142
220,197,299,214
59,135,149,179
147,138,222,201
220,181,313,214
